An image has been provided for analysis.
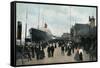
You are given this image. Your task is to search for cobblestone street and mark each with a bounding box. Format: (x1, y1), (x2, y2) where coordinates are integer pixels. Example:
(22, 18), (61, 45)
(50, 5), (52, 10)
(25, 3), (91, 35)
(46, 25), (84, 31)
(16, 45), (90, 65)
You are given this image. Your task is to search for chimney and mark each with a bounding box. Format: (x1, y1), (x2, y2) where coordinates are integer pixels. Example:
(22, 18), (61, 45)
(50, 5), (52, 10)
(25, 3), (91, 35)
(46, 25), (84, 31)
(44, 23), (47, 28)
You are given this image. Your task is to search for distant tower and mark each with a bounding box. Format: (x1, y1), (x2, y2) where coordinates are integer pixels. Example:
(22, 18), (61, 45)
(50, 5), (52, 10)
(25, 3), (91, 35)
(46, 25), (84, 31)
(89, 16), (95, 27)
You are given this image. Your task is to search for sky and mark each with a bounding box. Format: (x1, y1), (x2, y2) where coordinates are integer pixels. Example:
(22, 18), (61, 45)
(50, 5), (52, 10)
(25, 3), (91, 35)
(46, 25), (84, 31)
(16, 3), (96, 40)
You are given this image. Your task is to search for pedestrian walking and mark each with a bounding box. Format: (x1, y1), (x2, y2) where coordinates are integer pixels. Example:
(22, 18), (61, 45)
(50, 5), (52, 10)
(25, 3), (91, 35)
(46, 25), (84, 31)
(27, 46), (32, 61)
(47, 46), (51, 57)
(39, 47), (45, 59)
(79, 48), (83, 61)
(67, 43), (71, 56)
(51, 45), (55, 57)
(61, 45), (65, 55)
(35, 45), (40, 60)
(74, 48), (80, 61)
(31, 46), (35, 58)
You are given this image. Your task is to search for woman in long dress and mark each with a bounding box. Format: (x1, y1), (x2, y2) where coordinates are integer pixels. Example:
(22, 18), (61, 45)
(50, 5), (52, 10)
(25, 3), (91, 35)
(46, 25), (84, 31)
(74, 48), (80, 61)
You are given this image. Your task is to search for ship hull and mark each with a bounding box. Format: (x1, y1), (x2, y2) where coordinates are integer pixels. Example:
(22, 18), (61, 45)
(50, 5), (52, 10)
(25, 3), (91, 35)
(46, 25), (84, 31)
(30, 28), (52, 42)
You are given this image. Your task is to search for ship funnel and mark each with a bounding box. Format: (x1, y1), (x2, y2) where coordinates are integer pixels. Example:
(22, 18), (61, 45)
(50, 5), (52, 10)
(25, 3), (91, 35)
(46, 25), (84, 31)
(44, 23), (47, 28)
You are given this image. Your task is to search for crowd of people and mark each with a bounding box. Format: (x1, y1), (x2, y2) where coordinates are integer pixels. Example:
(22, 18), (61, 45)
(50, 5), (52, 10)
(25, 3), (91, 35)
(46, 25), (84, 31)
(16, 37), (97, 64)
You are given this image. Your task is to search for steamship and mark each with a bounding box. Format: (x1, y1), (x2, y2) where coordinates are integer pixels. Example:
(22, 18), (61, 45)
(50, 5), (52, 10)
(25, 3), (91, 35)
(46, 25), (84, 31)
(29, 23), (53, 42)
(25, 8), (54, 42)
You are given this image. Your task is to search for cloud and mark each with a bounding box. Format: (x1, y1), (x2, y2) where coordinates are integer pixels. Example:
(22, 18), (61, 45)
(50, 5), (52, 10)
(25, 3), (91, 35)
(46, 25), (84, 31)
(16, 3), (96, 39)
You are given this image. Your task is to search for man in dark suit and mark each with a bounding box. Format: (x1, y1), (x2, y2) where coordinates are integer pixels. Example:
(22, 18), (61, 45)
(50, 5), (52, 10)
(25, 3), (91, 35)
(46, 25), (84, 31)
(51, 45), (55, 57)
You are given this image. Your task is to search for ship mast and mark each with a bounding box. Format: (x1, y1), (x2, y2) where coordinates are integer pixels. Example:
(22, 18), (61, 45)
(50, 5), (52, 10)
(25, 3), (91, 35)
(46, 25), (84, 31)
(38, 5), (40, 29)
(65, 7), (67, 33)
(25, 8), (28, 45)
(69, 6), (71, 33)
